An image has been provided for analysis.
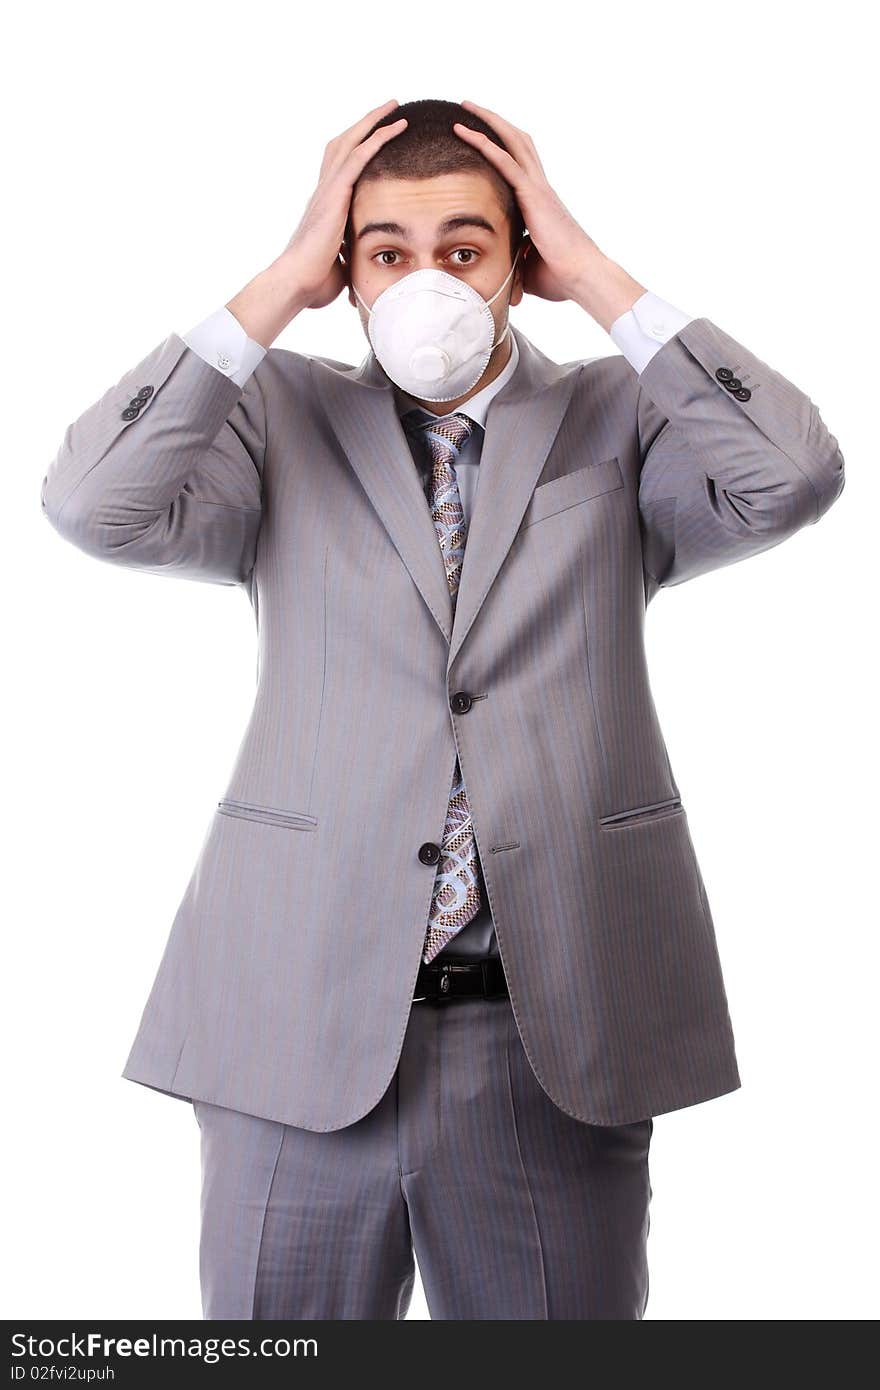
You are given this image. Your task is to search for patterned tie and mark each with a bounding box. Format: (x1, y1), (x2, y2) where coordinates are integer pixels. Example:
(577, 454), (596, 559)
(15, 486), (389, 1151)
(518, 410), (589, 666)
(405, 411), (483, 962)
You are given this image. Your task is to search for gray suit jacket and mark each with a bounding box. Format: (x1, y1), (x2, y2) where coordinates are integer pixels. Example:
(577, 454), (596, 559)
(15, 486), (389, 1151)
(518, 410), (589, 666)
(40, 318), (845, 1130)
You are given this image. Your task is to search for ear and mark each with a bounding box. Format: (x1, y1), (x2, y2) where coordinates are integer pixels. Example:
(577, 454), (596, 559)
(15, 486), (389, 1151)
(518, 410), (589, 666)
(339, 243), (355, 306)
(509, 237), (528, 306)
(516, 233), (533, 277)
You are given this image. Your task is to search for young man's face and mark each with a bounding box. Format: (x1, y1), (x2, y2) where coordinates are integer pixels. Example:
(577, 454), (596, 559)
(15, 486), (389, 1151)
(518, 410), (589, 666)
(345, 171), (525, 411)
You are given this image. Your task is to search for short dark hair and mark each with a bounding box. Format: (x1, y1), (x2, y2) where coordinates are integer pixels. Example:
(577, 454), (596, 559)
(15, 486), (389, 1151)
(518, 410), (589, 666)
(344, 98), (526, 264)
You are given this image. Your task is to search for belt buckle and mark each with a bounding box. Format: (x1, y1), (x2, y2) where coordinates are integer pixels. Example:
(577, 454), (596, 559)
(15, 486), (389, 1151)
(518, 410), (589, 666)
(413, 962), (454, 1004)
(413, 960), (494, 1004)
(412, 961), (439, 1004)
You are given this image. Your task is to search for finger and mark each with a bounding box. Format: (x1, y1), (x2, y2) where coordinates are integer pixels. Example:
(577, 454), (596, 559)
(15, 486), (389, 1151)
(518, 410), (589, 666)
(336, 98), (401, 151)
(454, 106), (541, 178)
(344, 117), (408, 179)
(451, 122), (525, 187)
(458, 99), (542, 171)
(323, 113), (407, 185)
(322, 99), (402, 174)
(458, 100), (529, 149)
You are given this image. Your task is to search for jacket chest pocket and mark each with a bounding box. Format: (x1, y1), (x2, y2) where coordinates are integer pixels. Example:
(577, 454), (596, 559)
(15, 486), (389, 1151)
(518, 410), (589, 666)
(217, 798), (318, 830)
(522, 455), (624, 528)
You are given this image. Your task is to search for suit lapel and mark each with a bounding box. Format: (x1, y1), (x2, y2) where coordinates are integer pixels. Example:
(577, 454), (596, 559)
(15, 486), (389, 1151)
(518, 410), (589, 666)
(445, 332), (580, 672)
(310, 324), (581, 669)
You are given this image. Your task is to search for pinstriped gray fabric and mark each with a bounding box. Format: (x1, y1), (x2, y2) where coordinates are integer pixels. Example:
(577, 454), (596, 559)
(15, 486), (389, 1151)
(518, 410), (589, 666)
(193, 997), (652, 1320)
(40, 318), (846, 1130)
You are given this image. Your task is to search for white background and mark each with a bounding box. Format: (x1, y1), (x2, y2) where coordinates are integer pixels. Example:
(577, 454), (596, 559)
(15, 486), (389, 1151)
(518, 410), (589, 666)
(6, 0), (875, 1321)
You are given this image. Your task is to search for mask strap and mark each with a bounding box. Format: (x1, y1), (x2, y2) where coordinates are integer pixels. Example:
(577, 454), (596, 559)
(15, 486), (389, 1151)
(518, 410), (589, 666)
(485, 245), (521, 307)
(487, 245), (521, 350)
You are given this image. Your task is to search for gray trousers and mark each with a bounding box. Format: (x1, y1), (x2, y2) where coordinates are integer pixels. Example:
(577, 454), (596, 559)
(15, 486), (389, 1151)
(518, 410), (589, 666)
(193, 995), (653, 1319)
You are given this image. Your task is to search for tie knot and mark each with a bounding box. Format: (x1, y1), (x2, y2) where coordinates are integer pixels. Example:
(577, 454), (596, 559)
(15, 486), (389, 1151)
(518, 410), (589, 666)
(405, 411), (474, 459)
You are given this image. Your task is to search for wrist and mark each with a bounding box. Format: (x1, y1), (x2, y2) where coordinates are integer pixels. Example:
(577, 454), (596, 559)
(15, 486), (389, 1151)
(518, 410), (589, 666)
(569, 249), (647, 334)
(226, 254), (311, 349)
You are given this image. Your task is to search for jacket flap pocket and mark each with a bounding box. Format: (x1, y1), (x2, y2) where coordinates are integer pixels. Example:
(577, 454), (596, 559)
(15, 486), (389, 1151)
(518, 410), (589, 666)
(523, 455), (624, 528)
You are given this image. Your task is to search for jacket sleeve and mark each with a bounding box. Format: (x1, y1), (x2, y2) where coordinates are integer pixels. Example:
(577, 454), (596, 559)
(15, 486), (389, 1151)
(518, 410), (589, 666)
(636, 316), (845, 595)
(40, 332), (265, 586)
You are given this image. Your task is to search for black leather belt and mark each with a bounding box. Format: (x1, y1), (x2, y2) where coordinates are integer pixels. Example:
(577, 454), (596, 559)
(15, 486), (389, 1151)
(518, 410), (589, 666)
(413, 957), (509, 1003)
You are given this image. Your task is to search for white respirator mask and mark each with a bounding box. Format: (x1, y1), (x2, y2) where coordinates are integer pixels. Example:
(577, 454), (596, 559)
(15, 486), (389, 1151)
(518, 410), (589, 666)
(351, 246), (521, 402)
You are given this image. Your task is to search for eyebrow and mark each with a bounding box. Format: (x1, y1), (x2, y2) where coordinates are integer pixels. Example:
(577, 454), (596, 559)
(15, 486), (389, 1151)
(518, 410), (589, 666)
(355, 214), (497, 242)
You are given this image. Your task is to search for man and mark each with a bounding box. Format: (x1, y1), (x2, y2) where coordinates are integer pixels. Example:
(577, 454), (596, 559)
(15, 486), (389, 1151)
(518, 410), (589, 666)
(41, 97), (845, 1320)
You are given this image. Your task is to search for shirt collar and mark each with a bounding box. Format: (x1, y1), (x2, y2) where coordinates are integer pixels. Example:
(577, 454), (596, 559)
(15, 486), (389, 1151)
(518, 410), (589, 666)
(393, 331), (520, 431)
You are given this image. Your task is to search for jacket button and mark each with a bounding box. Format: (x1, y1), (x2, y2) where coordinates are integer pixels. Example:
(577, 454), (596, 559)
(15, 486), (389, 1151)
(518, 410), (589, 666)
(121, 407), (140, 420)
(715, 367), (734, 381)
(734, 387), (751, 401)
(135, 385), (154, 399)
(451, 691), (473, 714)
(722, 377), (742, 391)
(419, 842), (441, 865)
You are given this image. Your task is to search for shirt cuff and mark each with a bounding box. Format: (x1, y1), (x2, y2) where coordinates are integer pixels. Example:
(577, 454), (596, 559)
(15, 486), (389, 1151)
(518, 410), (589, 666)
(609, 291), (695, 376)
(180, 306), (267, 388)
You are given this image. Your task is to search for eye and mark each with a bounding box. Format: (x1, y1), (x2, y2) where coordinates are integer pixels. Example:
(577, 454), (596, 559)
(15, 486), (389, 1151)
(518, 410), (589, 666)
(369, 247), (481, 268)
